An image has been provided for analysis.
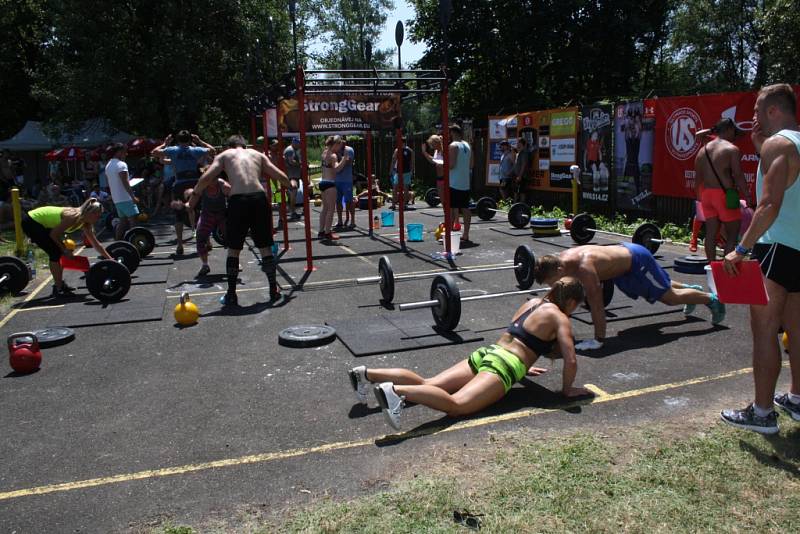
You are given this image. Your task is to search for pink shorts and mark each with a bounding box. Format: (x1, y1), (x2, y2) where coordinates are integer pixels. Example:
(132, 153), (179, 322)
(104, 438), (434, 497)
(701, 188), (741, 223)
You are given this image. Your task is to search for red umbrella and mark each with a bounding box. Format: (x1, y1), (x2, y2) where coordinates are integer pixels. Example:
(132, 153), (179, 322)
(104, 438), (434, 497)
(126, 137), (161, 156)
(90, 144), (114, 161)
(63, 146), (84, 161)
(44, 148), (65, 161)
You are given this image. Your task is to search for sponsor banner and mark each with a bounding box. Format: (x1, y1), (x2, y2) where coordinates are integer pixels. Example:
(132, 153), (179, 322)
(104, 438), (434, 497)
(484, 115), (508, 186)
(278, 94), (400, 133)
(614, 100), (656, 211)
(652, 87), (800, 199)
(549, 165), (574, 188)
(550, 111), (578, 136)
(578, 105), (613, 205)
(551, 138), (576, 163)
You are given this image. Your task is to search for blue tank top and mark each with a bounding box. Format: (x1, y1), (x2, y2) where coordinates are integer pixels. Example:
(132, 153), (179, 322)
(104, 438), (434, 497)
(449, 141), (471, 191)
(756, 129), (800, 251)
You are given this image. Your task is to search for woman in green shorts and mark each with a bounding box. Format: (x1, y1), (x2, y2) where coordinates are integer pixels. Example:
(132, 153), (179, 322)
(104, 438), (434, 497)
(21, 197), (113, 297)
(348, 277), (592, 430)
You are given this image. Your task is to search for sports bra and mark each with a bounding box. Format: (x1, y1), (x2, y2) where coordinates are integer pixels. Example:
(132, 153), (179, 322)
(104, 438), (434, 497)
(506, 300), (556, 355)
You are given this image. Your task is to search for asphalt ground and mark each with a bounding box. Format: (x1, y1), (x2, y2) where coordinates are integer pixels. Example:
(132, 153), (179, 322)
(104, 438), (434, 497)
(0, 204), (793, 532)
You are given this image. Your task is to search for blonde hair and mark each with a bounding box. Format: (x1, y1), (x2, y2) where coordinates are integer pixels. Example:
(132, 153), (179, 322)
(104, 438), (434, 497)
(63, 197), (103, 226)
(545, 276), (584, 313)
(535, 254), (562, 284)
(427, 135), (442, 149)
(759, 83), (797, 116)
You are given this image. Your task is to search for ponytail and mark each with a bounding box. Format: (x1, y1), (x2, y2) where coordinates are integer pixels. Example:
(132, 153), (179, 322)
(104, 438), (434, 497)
(545, 276), (584, 313)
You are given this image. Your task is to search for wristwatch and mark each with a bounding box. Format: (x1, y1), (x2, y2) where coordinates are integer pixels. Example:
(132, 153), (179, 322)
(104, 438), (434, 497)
(735, 244), (751, 255)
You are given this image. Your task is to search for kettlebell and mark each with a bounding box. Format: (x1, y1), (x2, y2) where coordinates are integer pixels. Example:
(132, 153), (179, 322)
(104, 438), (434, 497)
(8, 332), (42, 374)
(63, 238), (76, 251)
(174, 292), (200, 326)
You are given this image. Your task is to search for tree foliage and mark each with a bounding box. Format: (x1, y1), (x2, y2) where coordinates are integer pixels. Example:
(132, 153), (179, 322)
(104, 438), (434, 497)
(310, 0), (394, 69)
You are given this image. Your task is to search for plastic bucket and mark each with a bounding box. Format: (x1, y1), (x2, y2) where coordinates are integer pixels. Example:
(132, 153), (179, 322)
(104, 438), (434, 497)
(705, 264), (717, 294)
(380, 210), (394, 227)
(448, 231), (462, 255)
(407, 223), (424, 242)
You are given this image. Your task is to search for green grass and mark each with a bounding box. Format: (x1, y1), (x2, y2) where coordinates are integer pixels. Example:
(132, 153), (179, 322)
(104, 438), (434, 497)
(156, 422), (800, 533)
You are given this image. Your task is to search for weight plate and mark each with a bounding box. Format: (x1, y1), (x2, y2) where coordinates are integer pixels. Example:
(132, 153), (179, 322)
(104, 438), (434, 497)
(674, 255), (709, 275)
(106, 241), (140, 273)
(125, 227), (156, 257)
(632, 222), (662, 255)
(585, 279), (615, 309)
(0, 256), (31, 295)
(212, 225), (227, 247)
(378, 256), (395, 303)
(514, 245), (536, 290)
(431, 274), (461, 331)
(424, 187), (440, 207)
(86, 259), (131, 303)
(278, 325), (337, 348)
(530, 218), (559, 227)
(33, 327), (75, 348)
(570, 213), (596, 244)
(531, 228), (562, 237)
(475, 197), (497, 221)
(104, 212), (115, 232)
(508, 203), (531, 228)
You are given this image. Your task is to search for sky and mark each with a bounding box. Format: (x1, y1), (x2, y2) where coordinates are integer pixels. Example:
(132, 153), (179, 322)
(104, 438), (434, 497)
(377, 0), (427, 67)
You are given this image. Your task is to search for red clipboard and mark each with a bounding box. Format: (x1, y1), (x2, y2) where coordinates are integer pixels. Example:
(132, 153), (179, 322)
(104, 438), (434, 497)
(59, 255), (90, 272)
(709, 260), (768, 305)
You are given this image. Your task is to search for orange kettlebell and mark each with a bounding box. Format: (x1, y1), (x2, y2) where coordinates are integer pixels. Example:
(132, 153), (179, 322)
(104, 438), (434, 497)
(8, 332), (42, 374)
(782, 331), (789, 352)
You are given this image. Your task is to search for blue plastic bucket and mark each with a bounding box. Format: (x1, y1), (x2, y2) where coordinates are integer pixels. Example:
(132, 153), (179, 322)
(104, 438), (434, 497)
(380, 211), (394, 227)
(407, 223), (424, 241)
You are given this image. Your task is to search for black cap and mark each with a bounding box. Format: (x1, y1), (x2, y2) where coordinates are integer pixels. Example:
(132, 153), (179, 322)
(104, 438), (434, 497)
(711, 117), (743, 136)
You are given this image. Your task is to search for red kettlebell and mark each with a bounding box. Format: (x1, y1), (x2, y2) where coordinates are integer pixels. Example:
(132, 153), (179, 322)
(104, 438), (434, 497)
(565, 218), (573, 230)
(8, 332), (42, 374)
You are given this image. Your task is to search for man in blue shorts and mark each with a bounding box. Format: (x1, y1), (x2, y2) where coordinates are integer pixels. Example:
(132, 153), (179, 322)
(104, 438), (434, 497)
(535, 243), (726, 350)
(105, 143), (140, 240)
(335, 140), (355, 230)
(152, 130), (216, 255)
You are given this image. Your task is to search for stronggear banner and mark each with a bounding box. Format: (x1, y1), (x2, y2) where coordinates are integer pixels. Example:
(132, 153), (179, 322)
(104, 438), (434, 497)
(278, 94), (401, 133)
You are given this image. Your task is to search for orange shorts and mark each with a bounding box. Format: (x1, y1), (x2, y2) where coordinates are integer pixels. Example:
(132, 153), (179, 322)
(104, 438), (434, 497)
(701, 188), (741, 222)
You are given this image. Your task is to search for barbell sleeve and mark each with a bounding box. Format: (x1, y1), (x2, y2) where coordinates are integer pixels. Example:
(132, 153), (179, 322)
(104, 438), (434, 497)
(398, 286), (550, 311)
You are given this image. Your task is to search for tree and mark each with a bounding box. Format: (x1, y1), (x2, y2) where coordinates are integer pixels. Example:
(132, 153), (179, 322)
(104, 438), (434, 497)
(310, 0), (394, 69)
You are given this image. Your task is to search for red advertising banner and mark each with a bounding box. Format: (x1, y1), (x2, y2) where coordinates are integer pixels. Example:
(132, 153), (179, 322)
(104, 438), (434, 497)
(652, 87), (800, 199)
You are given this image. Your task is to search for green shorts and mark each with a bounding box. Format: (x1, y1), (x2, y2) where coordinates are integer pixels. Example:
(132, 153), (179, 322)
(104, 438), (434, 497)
(467, 344), (527, 393)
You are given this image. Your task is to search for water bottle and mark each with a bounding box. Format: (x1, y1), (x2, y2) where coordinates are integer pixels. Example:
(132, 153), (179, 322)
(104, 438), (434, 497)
(26, 250), (36, 278)
(373, 216), (380, 230)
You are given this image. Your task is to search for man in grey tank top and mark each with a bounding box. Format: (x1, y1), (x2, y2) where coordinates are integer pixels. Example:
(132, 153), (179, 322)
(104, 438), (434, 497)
(721, 83), (800, 434)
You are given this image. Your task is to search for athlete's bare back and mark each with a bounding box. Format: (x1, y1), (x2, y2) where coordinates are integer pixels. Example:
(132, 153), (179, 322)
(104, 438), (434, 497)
(695, 138), (743, 190)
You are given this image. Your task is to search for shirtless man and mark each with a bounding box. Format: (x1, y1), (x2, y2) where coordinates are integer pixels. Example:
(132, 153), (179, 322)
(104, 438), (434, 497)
(693, 118), (752, 260)
(189, 135), (290, 306)
(534, 243), (726, 349)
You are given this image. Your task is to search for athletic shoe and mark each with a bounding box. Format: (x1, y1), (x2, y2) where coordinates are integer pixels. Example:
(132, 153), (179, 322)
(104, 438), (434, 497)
(289, 212), (301, 221)
(348, 223), (357, 230)
(176, 245), (184, 256)
(197, 265), (211, 277)
(317, 231), (326, 240)
(774, 393), (800, 421)
(328, 232), (340, 240)
(333, 223), (344, 231)
(720, 403), (779, 434)
(348, 365), (370, 404)
(268, 284), (282, 302)
(707, 294), (726, 324)
(220, 292), (238, 307)
(681, 284), (704, 315)
(374, 382), (405, 431)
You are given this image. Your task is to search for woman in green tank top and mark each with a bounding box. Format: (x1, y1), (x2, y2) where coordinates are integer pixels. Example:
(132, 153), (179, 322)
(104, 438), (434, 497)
(22, 197), (113, 297)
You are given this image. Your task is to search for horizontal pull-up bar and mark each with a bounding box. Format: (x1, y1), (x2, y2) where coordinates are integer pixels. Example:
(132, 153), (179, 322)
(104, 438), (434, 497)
(304, 89), (444, 95)
(306, 69), (443, 74)
(306, 77), (446, 83)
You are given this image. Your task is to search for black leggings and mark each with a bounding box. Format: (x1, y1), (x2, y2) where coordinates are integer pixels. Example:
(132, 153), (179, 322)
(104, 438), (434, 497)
(22, 215), (62, 262)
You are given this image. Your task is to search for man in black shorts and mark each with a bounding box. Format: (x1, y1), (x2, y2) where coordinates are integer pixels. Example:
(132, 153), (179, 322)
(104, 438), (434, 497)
(189, 135), (290, 306)
(447, 124), (473, 243)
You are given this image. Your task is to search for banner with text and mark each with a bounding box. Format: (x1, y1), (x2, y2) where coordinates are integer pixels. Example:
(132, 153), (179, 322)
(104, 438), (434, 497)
(530, 107), (579, 193)
(578, 105), (613, 205)
(652, 87), (800, 199)
(614, 100), (656, 211)
(278, 94), (401, 133)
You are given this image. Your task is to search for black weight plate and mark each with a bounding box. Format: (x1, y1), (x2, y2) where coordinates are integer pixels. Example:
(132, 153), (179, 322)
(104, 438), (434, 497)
(33, 327), (75, 348)
(632, 222), (662, 254)
(0, 256), (31, 295)
(514, 245), (536, 290)
(530, 218), (559, 227)
(278, 325), (337, 348)
(125, 227), (156, 257)
(508, 203), (531, 228)
(86, 259), (131, 303)
(431, 274), (461, 331)
(106, 241), (140, 273)
(378, 256), (395, 303)
(570, 213), (596, 244)
(585, 279), (615, 309)
(674, 255), (709, 275)
(475, 197), (497, 221)
(212, 225), (227, 247)
(424, 187), (440, 207)
(104, 212), (115, 232)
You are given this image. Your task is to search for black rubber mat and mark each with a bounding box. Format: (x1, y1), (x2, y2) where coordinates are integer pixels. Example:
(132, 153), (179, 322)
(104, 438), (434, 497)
(4, 296), (166, 330)
(328, 314), (483, 357)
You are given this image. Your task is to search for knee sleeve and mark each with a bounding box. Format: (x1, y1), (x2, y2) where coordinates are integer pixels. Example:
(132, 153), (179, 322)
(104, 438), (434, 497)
(226, 257), (239, 276)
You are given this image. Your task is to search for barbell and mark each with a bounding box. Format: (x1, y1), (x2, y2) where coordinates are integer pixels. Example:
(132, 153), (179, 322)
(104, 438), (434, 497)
(569, 213), (665, 254)
(475, 197), (531, 229)
(124, 226), (156, 258)
(358, 245), (536, 303)
(398, 274), (615, 332)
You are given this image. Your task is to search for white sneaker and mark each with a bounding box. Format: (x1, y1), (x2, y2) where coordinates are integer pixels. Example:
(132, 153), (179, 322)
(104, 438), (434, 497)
(347, 365), (370, 405)
(374, 382), (405, 431)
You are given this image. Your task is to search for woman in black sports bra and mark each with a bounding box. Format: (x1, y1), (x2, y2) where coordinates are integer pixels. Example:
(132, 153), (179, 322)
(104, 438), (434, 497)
(318, 135), (350, 241)
(347, 277), (593, 430)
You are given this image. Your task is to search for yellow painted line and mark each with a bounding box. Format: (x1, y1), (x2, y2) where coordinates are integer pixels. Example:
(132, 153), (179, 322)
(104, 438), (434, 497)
(0, 362), (778, 502)
(15, 304), (65, 313)
(338, 243), (376, 267)
(584, 383), (609, 398)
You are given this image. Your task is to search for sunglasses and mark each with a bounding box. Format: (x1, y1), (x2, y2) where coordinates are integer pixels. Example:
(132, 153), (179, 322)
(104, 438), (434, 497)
(453, 510), (483, 530)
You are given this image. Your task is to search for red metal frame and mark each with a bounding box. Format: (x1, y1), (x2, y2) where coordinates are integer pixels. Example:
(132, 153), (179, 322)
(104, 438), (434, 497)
(296, 66), (315, 271)
(440, 79), (452, 257)
(366, 131), (374, 236)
